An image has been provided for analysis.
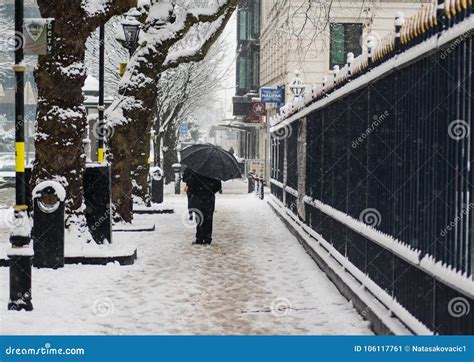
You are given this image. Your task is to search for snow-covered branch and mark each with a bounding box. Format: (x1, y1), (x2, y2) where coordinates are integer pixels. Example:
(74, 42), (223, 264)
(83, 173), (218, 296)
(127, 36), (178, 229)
(80, 0), (138, 30)
(162, 11), (229, 70)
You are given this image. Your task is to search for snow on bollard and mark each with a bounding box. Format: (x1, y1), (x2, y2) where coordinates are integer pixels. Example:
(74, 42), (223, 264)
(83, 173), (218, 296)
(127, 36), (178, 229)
(150, 166), (164, 204)
(32, 181), (66, 269)
(84, 163), (112, 244)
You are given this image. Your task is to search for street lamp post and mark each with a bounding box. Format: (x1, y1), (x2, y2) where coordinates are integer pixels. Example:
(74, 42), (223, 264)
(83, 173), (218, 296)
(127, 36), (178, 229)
(289, 70), (306, 99)
(121, 9), (141, 58)
(97, 24), (105, 163)
(150, 129), (156, 167)
(8, 0), (33, 311)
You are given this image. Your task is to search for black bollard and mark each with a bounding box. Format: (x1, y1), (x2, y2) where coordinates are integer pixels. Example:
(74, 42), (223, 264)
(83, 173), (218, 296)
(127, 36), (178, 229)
(84, 164), (112, 244)
(24, 165), (32, 211)
(259, 179), (265, 200)
(8, 253), (33, 311)
(32, 181), (65, 269)
(248, 175), (255, 193)
(150, 167), (164, 204)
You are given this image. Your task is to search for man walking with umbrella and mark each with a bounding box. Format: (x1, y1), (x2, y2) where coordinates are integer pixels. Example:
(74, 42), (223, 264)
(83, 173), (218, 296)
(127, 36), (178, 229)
(181, 144), (241, 245)
(183, 168), (221, 245)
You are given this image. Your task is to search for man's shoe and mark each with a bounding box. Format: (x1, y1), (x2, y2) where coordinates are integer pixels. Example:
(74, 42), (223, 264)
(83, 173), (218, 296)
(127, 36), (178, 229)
(203, 240), (212, 245)
(193, 240), (203, 245)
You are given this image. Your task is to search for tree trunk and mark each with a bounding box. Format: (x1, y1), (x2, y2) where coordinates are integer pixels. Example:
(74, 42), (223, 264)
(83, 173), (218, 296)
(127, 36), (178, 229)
(108, 0), (238, 221)
(109, 122), (133, 223)
(110, 79), (157, 222)
(163, 124), (179, 184)
(33, 5), (92, 228)
(33, 0), (136, 233)
(131, 120), (152, 206)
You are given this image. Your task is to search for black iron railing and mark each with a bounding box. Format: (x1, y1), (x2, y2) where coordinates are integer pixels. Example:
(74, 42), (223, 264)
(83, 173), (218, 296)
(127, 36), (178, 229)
(270, 2), (473, 335)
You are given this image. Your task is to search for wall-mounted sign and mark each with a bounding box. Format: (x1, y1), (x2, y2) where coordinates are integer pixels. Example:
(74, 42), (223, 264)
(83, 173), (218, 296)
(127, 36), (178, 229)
(252, 102), (266, 116)
(24, 18), (54, 55)
(245, 116), (261, 124)
(233, 100), (251, 116)
(260, 87), (285, 104)
(248, 159), (265, 179)
(180, 122), (188, 135)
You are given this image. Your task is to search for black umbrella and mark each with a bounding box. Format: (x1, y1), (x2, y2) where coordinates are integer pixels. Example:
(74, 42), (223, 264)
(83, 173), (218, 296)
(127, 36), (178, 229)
(180, 144), (241, 181)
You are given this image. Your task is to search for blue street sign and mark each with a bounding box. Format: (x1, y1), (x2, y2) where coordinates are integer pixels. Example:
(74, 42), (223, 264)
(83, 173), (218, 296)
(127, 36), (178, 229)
(180, 123), (188, 135)
(260, 87), (285, 104)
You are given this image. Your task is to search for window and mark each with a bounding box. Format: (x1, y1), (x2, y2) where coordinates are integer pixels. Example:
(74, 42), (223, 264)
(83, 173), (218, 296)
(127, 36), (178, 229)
(252, 51), (259, 90)
(238, 10), (249, 41)
(330, 23), (362, 68)
(252, 0), (260, 38)
(238, 57), (249, 90)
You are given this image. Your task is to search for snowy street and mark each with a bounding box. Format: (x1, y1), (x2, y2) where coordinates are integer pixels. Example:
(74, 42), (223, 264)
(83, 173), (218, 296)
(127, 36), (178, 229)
(0, 181), (372, 335)
(0, 1), (473, 360)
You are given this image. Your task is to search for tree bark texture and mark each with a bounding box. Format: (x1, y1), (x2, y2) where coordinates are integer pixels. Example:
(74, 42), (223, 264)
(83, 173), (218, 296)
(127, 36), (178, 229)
(33, 0), (136, 228)
(110, 0), (238, 222)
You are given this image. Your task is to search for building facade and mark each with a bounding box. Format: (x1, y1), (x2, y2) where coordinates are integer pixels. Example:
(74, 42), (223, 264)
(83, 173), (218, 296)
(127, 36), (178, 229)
(258, 0), (426, 181)
(232, 0), (262, 162)
(260, 0), (426, 100)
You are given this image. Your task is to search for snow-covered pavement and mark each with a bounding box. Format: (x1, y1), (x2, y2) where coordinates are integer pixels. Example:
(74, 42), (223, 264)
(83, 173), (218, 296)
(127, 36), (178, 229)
(0, 181), (372, 335)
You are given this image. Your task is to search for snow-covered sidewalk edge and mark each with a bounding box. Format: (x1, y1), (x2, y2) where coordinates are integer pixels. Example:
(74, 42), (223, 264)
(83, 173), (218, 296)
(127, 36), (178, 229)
(0, 239), (137, 260)
(133, 201), (176, 212)
(267, 196), (427, 336)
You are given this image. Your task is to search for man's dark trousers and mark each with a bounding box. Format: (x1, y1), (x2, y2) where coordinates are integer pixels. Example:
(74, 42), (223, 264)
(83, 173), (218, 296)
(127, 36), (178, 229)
(197, 208), (214, 244)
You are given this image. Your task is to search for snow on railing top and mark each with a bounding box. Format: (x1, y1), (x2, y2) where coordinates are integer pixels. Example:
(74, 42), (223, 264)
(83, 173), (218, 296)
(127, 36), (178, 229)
(271, 1), (471, 128)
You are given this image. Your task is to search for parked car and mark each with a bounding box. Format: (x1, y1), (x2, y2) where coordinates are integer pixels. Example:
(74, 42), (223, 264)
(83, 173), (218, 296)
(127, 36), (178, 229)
(0, 163), (15, 188)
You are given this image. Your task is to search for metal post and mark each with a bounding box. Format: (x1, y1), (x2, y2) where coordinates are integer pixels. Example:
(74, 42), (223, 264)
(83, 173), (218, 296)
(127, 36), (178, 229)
(394, 12), (404, 54)
(367, 35), (375, 70)
(347, 52), (354, 80)
(14, 0), (25, 212)
(97, 24), (105, 163)
(150, 129), (156, 167)
(248, 174), (254, 193)
(9, 0), (33, 312)
(119, 63), (127, 78)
